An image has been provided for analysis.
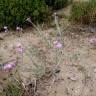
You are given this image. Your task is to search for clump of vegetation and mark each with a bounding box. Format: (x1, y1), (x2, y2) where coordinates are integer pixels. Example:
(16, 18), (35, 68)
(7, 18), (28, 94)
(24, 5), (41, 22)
(0, 82), (23, 96)
(70, 0), (96, 24)
(0, 13), (64, 95)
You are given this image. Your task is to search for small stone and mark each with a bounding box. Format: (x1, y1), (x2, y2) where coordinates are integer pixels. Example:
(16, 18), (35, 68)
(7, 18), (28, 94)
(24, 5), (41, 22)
(68, 76), (77, 81)
(55, 69), (61, 73)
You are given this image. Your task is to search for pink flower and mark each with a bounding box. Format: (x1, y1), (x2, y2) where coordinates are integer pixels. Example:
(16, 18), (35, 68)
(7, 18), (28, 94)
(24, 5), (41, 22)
(16, 26), (23, 32)
(53, 40), (62, 48)
(3, 60), (16, 71)
(16, 43), (24, 53)
(55, 42), (62, 48)
(89, 37), (96, 44)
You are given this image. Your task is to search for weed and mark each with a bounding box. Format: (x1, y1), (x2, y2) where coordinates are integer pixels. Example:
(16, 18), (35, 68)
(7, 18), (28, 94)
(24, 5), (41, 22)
(32, 65), (45, 79)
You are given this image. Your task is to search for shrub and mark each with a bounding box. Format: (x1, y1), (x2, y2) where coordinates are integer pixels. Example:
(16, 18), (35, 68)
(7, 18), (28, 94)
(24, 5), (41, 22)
(0, 0), (49, 28)
(45, 0), (69, 10)
(70, 0), (96, 24)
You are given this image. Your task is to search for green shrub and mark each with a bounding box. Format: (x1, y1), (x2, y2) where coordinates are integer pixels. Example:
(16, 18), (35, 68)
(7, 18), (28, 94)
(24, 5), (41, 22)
(70, 0), (96, 24)
(45, 0), (69, 10)
(0, 0), (70, 29)
(0, 0), (49, 28)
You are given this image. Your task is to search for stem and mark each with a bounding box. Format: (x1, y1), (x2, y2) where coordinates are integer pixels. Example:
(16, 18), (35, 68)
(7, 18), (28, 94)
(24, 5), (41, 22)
(30, 21), (51, 48)
(54, 14), (61, 36)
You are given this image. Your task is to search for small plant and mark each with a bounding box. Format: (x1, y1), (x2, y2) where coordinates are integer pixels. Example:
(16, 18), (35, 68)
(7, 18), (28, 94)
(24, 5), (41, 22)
(0, 60), (23, 96)
(32, 65), (45, 78)
(1, 81), (23, 96)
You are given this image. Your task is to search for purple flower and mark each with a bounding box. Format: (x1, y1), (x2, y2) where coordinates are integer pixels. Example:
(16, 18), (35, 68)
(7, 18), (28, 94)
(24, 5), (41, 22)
(3, 60), (16, 71)
(53, 40), (62, 48)
(16, 43), (24, 53)
(89, 37), (96, 44)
